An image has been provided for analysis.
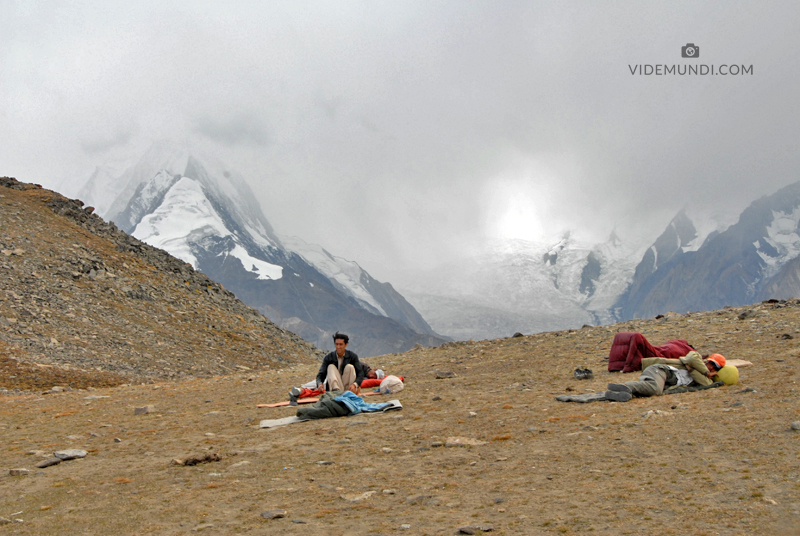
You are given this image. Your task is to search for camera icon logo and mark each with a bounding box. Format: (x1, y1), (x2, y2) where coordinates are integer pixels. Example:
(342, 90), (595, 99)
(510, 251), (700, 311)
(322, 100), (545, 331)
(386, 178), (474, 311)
(681, 43), (699, 58)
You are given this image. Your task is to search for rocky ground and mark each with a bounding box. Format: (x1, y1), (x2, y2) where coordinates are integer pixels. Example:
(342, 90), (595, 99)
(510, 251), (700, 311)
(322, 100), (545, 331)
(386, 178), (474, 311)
(1, 299), (799, 534)
(0, 177), (321, 392)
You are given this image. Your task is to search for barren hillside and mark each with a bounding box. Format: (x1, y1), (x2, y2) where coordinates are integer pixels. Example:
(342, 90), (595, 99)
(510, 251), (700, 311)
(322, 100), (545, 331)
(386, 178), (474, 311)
(1, 296), (799, 534)
(0, 176), (321, 391)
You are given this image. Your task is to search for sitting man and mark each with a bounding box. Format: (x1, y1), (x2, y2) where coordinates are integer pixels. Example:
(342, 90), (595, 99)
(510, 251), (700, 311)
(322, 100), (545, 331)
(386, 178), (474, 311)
(315, 332), (364, 395)
(605, 352), (726, 402)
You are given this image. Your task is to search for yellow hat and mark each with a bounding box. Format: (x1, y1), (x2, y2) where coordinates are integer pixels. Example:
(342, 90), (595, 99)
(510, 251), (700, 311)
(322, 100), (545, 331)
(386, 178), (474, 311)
(713, 365), (739, 385)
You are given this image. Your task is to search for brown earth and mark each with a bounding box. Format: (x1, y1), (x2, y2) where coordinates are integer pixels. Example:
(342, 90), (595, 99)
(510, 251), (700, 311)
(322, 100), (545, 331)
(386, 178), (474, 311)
(1, 300), (799, 534)
(0, 177), (321, 391)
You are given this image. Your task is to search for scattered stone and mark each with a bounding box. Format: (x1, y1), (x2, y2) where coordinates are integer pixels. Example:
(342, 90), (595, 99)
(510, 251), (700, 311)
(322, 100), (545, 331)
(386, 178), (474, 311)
(642, 410), (672, 418)
(791, 421), (800, 431)
(512, 332), (523, 338)
(446, 437), (487, 447)
(36, 458), (62, 468)
(432, 395), (442, 401)
(9, 468), (30, 476)
(400, 524), (411, 530)
(458, 526), (494, 534)
(431, 441), (444, 448)
(291, 519), (308, 523)
(175, 453), (222, 466)
(316, 461), (334, 465)
(383, 489), (396, 495)
(54, 449), (87, 460)
(50, 386), (66, 393)
(134, 405), (155, 415)
(341, 491), (376, 502)
(404, 495), (441, 506)
(0, 517), (10, 525)
(468, 412), (478, 418)
(738, 310), (755, 320)
(114, 438), (122, 443)
(436, 371), (456, 379)
(260, 509), (287, 519)
(736, 387), (756, 394)
(192, 523), (215, 532)
(83, 395), (110, 400)
(381, 447), (392, 453)
(780, 333), (794, 339)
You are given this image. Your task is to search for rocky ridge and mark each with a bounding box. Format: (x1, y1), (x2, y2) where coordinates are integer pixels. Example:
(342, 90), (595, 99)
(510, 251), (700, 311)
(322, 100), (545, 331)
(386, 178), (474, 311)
(0, 177), (322, 391)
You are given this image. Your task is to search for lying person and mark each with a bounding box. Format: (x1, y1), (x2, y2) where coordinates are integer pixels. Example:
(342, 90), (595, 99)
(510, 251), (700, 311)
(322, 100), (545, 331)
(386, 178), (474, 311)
(296, 390), (397, 420)
(605, 352), (727, 402)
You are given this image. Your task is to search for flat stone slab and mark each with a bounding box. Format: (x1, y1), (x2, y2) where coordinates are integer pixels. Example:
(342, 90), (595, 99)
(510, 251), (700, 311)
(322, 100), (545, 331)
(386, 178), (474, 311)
(260, 509), (287, 519)
(9, 468), (30, 476)
(54, 449), (88, 460)
(36, 458), (63, 468)
(260, 416), (303, 429)
(445, 437), (487, 447)
(341, 491), (376, 502)
(458, 525), (494, 534)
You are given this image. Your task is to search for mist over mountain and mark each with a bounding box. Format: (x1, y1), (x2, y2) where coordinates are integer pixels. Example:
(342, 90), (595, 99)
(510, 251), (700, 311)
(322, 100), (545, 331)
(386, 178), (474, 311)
(72, 143), (800, 344)
(75, 144), (445, 357)
(400, 233), (641, 340)
(402, 180), (800, 340)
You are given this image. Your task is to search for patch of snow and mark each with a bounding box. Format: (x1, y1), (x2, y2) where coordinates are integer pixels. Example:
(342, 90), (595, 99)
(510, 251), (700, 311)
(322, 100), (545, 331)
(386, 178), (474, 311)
(225, 244), (282, 281)
(279, 235), (387, 316)
(757, 207), (800, 279)
(132, 177), (282, 280)
(133, 178), (227, 267)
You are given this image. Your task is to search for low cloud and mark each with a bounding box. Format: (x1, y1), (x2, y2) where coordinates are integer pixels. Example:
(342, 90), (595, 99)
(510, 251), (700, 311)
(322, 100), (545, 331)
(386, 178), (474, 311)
(194, 114), (270, 147)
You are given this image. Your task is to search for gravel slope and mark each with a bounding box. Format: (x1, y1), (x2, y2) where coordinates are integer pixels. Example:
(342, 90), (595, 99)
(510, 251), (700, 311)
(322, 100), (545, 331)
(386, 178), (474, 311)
(1, 301), (799, 534)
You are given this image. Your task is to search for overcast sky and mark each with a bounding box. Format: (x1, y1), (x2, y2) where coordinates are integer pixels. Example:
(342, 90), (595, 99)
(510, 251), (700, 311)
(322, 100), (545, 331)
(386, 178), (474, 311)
(2, 1), (799, 284)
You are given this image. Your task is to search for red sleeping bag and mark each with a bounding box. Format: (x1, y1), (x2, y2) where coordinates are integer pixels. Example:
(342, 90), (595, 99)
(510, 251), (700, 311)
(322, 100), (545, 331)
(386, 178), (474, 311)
(607, 332), (694, 373)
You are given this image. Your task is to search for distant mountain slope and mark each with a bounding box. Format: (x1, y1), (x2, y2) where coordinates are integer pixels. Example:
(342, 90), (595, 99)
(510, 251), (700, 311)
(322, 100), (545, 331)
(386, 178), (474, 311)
(278, 235), (438, 337)
(616, 181), (800, 318)
(0, 176), (320, 385)
(76, 144), (445, 356)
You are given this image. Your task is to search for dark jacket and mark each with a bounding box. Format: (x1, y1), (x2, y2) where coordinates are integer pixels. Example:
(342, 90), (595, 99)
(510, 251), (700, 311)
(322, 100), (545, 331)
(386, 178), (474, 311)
(315, 349), (365, 388)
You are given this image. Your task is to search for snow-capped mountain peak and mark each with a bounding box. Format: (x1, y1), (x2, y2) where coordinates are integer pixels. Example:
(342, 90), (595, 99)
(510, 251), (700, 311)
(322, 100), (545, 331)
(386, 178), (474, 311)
(132, 176), (283, 281)
(75, 142), (444, 356)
